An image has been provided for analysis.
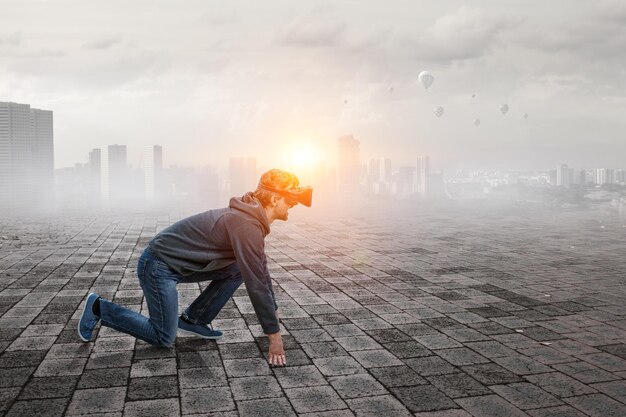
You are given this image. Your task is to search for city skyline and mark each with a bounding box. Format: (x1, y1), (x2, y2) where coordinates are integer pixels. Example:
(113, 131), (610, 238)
(1, 1), (625, 170)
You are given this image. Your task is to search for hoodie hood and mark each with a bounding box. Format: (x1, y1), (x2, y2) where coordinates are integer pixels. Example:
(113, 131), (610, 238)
(229, 192), (271, 235)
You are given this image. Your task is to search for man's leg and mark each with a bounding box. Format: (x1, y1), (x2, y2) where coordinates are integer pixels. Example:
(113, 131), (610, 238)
(183, 262), (243, 325)
(97, 248), (180, 347)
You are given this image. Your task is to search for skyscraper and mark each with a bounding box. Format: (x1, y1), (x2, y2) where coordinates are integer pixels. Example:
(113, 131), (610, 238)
(229, 157), (257, 197)
(366, 158), (392, 194)
(595, 168), (614, 185)
(143, 145), (163, 202)
(337, 135), (360, 195)
(0, 101), (54, 210)
(416, 156), (430, 197)
(100, 144), (127, 206)
(556, 164), (571, 187)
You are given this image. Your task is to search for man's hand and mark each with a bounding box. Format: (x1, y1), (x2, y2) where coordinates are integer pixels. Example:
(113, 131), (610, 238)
(267, 332), (286, 366)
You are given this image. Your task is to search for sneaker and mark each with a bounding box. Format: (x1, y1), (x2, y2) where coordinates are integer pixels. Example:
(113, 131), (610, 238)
(78, 292), (100, 342)
(178, 317), (223, 339)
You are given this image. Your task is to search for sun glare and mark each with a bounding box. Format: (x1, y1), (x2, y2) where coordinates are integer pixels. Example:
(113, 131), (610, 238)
(287, 142), (320, 169)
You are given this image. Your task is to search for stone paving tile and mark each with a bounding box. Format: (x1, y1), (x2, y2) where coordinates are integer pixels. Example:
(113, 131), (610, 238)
(1, 208), (625, 416)
(563, 393), (626, 417)
(455, 394), (529, 417)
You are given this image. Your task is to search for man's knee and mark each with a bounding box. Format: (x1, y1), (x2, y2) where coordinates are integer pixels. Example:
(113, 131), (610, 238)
(156, 328), (176, 348)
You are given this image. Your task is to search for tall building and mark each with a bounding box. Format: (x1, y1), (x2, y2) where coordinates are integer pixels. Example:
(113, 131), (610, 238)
(87, 148), (101, 202)
(100, 144), (127, 206)
(556, 164), (571, 187)
(366, 158), (392, 194)
(416, 156), (430, 197)
(595, 168), (614, 185)
(615, 169), (625, 184)
(0, 101), (54, 210)
(337, 135), (360, 194)
(143, 145), (163, 202)
(229, 157), (257, 197)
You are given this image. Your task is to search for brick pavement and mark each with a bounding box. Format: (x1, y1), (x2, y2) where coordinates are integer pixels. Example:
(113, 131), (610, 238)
(0, 203), (625, 416)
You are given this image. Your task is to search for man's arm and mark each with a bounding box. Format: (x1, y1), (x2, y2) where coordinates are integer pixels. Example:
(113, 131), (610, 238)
(228, 221), (285, 366)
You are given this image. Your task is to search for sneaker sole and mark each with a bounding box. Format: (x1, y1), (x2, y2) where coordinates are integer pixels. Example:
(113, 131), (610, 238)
(77, 292), (98, 342)
(178, 328), (223, 340)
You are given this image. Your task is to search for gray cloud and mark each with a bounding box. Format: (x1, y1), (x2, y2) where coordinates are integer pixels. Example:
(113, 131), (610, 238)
(276, 11), (346, 48)
(82, 37), (121, 50)
(400, 7), (523, 63)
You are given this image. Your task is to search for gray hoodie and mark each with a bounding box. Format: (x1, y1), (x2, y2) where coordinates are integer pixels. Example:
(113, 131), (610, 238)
(148, 193), (279, 333)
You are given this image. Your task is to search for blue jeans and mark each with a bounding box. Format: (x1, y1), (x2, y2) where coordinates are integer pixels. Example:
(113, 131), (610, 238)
(99, 247), (243, 347)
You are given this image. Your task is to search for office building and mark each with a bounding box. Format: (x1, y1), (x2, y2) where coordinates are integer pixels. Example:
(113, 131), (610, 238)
(416, 156), (430, 197)
(556, 164), (571, 187)
(143, 145), (163, 202)
(0, 101), (54, 209)
(100, 144), (127, 206)
(595, 168), (614, 185)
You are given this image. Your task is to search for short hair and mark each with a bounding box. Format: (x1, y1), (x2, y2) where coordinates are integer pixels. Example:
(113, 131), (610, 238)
(253, 169), (300, 207)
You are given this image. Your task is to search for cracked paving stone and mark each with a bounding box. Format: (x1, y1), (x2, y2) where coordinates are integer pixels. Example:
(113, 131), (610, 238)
(181, 386), (235, 414)
(524, 372), (597, 398)
(346, 394), (412, 417)
(127, 376), (178, 400)
(313, 356), (365, 376)
(427, 373), (492, 399)
(123, 398), (180, 417)
(563, 393), (626, 417)
(455, 394), (529, 417)
(328, 373), (388, 398)
(66, 386), (126, 415)
(19, 375), (79, 399)
(5, 398), (69, 417)
(490, 382), (563, 409)
(285, 385), (348, 413)
(391, 384), (458, 413)
(460, 363), (524, 385)
(349, 349), (403, 368)
(237, 397), (296, 417)
(77, 367), (129, 388)
(230, 375), (283, 400)
(274, 364), (327, 388)
(178, 366), (227, 388)
(369, 365), (427, 387)
(224, 358), (271, 377)
(405, 356), (457, 376)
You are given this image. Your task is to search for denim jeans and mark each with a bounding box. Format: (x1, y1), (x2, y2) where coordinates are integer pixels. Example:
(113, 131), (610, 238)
(99, 247), (243, 347)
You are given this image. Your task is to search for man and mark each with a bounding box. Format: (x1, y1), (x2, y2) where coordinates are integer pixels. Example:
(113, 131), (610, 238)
(78, 169), (312, 366)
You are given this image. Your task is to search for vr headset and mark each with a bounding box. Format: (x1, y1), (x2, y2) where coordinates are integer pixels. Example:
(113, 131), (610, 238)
(258, 183), (313, 207)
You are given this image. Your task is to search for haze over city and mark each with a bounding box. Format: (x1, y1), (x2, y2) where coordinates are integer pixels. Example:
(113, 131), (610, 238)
(2, 0), (626, 171)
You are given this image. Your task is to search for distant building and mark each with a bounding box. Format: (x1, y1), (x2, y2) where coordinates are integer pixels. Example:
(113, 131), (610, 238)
(416, 156), (430, 197)
(556, 164), (571, 187)
(366, 157), (391, 194)
(143, 145), (163, 203)
(100, 144), (128, 206)
(337, 135), (360, 195)
(0, 101), (54, 210)
(229, 157), (256, 197)
(615, 169), (625, 184)
(395, 166), (415, 198)
(595, 168), (614, 185)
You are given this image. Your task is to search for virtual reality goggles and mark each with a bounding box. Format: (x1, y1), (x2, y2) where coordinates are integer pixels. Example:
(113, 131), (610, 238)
(258, 183), (313, 207)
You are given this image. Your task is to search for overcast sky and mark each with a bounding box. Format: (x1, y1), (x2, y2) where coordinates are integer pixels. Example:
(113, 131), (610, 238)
(1, 0), (625, 171)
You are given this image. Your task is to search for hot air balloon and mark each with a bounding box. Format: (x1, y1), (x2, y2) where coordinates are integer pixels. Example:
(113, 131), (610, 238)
(523, 113), (528, 119)
(473, 118), (481, 126)
(500, 104), (509, 115)
(471, 93), (476, 99)
(344, 99), (348, 105)
(418, 71), (434, 90)
(433, 106), (444, 118)
(389, 86), (394, 94)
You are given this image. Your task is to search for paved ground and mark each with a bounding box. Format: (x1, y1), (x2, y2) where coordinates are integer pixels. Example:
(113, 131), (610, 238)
(1, 203), (625, 416)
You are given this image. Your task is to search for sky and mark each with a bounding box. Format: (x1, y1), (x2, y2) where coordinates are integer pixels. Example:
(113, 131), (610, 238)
(1, 0), (625, 172)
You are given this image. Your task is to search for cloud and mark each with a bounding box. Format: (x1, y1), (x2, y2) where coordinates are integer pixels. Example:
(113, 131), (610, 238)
(402, 7), (522, 63)
(82, 37), (121, 50)
(276, 11), (346, 48)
